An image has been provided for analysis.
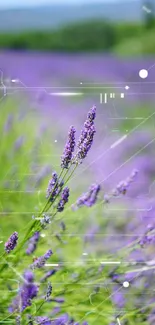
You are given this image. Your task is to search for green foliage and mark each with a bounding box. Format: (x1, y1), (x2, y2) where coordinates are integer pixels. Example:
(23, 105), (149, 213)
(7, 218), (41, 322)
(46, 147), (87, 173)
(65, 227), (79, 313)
(0, 98), (153, 324)
(0, 18), (154, 54)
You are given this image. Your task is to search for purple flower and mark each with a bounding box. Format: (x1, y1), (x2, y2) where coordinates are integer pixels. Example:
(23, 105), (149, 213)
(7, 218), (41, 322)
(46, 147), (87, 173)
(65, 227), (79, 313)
(61, 125), (76, 169)
(9, 270), (38, 312)
(45, 282), (52, 300)
(73, 183), (100, 209)
(104, 169), (139, 202)
(73, 106), (96, 164)
(40, 214), (51, 229)
(41, 269), (57, 282)
(54, 314), (69, 325)
(57, 187), (70, 212)
(35, 316), (52, 325)
(46, 172), (58, 200)
(5, 231), (18, 254)
(114, 169), (138, 196)
(26, 232), (40, 255)
(31, 249), (53, 269)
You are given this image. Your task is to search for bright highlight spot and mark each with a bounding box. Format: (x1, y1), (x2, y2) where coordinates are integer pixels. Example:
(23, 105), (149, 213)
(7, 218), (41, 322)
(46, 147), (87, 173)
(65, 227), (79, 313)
(123, 281), (129, 288)
(139, 69), (148, 79)
(125, 85), (129, 90)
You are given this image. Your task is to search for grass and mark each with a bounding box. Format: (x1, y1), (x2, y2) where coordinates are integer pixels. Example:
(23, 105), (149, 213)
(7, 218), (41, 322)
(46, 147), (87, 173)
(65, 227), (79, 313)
(0, 96), (154, 324)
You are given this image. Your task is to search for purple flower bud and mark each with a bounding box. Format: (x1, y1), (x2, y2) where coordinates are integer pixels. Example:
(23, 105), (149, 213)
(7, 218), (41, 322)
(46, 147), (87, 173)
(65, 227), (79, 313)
(46, 172), (58, 201)
(45, 282), (52, 300)
(44, 249), (53, 259)
(54, 314), (69, 325)
(111, 169), (139, 198)
(35, 316), (52, 325)
(61, 126), (76, 169)
(5, 231), (18, 254)
(73, 183), (100, 209)
(57, 187), (70, 212)
(73, 106), (96, 164)
(9, 270), (38, 312)
(41, 269), (57, 282)
(26, 232), (40, 255)
(31, 250), (53, 269)
(40, 214), (51, 228)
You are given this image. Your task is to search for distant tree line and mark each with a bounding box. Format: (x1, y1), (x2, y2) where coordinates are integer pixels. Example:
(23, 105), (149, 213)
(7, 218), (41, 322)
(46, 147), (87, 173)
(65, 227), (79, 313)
(0, 19), (154, 52)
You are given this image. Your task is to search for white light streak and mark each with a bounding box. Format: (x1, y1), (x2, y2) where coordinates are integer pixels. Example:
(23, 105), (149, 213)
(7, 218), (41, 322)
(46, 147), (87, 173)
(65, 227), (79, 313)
(100, 261), (121, 265)
(45, 263), (59, 267)
(110, 135), (127, 149)
(50, 92), (83, 96)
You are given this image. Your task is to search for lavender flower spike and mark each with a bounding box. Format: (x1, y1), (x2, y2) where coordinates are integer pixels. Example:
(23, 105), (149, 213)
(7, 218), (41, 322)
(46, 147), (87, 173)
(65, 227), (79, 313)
(57, 187), (70, 212)
(31, 249), (53, 269)
(73, 183), (100, 209)
(26, 232), (40, 255)
(9, 270), (38, 312)
(73, 106), (96, 164)
(35, 317), (52, 325)
(61, 125), (76, 169)
(46, 172), (58, 200)
(5, 231), (18, 254)
(40, 269), (57, 282)
(45, 282), (52, 300)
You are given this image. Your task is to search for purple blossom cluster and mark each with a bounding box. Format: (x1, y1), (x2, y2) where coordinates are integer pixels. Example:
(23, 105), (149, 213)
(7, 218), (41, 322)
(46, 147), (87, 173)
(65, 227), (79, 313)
(73, 106), (96, 164)
(46, 172), (64, 202)
(9, 270), (38, 312)
(103, 169), (139, 203)
(45, 282), (52, 300)
(57, 187), (70, 212)
(35, 315), (88, 325)
(139, 224), (155, 247)
(40, 269), (57, 282)
(73, 183), (100, 209)
(31, 249), (53, 269)
(40, 214), (51, 228)
(46, 172), (59, 200)
(61, 126), (76, 169)
(5, 231), (18, 254)
(26, 232), (40, 255)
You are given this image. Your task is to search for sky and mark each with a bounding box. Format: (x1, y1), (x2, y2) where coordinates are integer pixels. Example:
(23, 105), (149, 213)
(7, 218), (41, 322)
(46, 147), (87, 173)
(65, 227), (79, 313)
(0, 0), (126, 9)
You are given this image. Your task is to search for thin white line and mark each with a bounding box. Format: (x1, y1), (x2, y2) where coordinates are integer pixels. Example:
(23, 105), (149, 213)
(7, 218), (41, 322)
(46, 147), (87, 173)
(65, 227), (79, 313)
(125, 265), (155, 274)
(50, 92), (83, 96)
(101, 137), (155, 184)
(45, 263), (59, 267)
(100, 93), (103, 103)
(100, 261), (121, 265)
(104, 93), (107, 103)
(110, 135), (127, 149)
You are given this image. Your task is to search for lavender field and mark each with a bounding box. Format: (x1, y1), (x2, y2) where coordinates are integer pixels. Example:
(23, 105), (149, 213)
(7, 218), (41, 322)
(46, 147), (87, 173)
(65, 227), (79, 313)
(0, 51), (155, 325)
